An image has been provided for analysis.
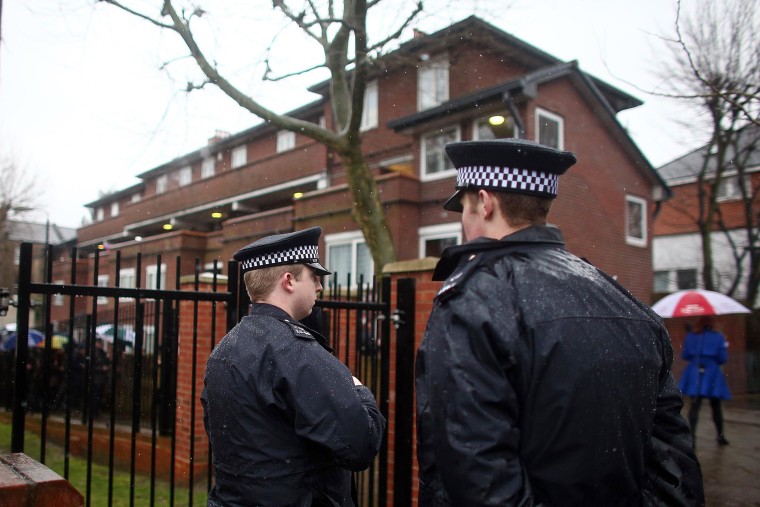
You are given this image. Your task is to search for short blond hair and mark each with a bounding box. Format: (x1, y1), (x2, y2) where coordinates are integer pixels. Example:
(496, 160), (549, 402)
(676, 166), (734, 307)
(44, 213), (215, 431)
(244, 264), (305, 302)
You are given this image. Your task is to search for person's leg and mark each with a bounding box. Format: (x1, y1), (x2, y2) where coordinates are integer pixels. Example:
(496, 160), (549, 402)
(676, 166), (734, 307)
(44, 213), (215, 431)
(710, 397), (729, 445)
(688, 397), (703, 447)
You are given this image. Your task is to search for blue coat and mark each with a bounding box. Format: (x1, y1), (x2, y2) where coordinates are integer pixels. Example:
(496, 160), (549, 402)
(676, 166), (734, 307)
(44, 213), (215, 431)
(679, 329), (731, 400)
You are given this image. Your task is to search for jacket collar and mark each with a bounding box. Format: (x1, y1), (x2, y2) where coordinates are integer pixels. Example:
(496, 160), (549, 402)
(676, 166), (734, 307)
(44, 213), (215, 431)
(432, 225), (565, 281)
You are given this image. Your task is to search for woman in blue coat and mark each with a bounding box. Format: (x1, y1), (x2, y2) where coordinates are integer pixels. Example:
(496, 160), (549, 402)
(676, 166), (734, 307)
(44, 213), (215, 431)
(679, 316), (731, 446)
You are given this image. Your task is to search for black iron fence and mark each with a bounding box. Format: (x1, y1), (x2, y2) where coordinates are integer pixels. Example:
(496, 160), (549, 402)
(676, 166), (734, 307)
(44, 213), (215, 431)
(1, 242), (414, 507)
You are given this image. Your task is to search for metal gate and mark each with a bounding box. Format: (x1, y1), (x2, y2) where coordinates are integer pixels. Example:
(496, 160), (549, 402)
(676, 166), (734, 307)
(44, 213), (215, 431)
(3, 242), (417, 507)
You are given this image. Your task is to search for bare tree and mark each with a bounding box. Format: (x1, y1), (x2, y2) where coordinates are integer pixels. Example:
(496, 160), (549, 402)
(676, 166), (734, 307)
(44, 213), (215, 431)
(657, 0), (760, 303)
(0, 155), (38, 292)
(97, 0), (431, 274)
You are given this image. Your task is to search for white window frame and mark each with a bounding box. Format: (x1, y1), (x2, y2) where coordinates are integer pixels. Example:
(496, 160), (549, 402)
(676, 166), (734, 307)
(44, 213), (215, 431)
(360, 80), (379, 131)
(417, 55), (449, 111)
(201, 158), (215, 179)
(625, 195), (647, 247)
(97, 275), (109, 305)
(118, 268), (136, 301)
(110, 201), (119, 218)
(96, 207), (104, 221)
(156, 174), (168, 194)
(231, 146), (247, 169)
(418, 223), (462, 258)
(535, 107), (564, 150)
(276, 130), (296, 153)
(177, 165), (192, 186)
(715, 173), (748, 202)
(131, 192), (141, 203)
(420, 126), (460, 181)
(325, 231), (374, 288)
(146, 263), (167, 291)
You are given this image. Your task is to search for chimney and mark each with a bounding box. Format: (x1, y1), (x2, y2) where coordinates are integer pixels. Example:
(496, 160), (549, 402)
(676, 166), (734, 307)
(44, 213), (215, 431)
(413, 29), (427, 39)
(208, 130), (230, 144)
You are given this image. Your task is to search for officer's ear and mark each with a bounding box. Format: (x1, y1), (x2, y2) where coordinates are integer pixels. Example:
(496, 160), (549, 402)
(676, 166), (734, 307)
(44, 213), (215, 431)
(281, 271), (297, 294)
(479, 189), (496, 219)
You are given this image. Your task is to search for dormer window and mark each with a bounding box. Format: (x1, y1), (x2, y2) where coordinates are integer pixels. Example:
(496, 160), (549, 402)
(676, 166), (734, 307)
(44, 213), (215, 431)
(418, 55), (449, 111)
(156, 174), (168, 194)
(277, 130), (296, 152)
(201, 158), (215, 179)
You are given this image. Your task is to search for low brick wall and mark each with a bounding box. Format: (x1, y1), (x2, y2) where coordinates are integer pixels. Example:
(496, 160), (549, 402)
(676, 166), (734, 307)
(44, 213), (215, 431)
(0, 453), (83, 507)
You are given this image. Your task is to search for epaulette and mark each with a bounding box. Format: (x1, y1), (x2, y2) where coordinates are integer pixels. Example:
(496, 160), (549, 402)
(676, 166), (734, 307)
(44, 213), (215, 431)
(281, 319), (316, 341)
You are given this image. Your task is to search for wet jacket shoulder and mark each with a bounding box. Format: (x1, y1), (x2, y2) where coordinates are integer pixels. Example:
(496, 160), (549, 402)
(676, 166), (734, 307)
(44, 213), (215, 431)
(416, 226), (703, 507)
(202, 303), (386, 507)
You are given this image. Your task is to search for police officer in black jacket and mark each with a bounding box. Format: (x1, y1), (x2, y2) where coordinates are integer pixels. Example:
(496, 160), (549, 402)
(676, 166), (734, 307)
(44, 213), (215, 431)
(202, 227), (386, 506)
(415, 139), (704, 506)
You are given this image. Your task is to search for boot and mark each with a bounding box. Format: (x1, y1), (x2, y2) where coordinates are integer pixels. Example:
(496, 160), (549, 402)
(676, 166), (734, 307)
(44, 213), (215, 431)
(717, 434), (730, 446)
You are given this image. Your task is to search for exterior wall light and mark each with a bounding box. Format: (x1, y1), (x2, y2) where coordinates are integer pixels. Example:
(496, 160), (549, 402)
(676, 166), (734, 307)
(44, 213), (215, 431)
(488, 115), (506, 126)
(211, 212), (223, 219)
(293, 192), (304, 199)
(97, 244), (105, 250)
(135, 236), (143, 241)
(163, 224), (173, 231)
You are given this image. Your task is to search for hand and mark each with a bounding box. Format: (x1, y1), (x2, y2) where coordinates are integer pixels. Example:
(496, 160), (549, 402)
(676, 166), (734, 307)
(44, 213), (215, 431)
(352, 376), (363, 386)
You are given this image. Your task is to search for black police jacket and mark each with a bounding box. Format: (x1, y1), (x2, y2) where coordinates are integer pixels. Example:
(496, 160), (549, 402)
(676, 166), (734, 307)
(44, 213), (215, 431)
(416, 226), (704, 506)
(202, 303), (386, 506)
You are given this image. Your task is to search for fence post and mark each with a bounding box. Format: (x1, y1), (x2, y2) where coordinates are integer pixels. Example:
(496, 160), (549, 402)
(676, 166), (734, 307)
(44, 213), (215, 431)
(11, 243), (33, 453)
(393, 277), (415, 507)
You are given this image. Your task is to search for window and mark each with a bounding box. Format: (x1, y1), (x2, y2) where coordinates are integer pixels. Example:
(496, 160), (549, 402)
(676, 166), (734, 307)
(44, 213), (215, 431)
(535, 108), (564, 149)
(276, 130), (295, 152)
(676, 269), (697, 290)
(325, 231), (374, 289)
(421, 127), (460, 180)
(119, 268), (136, 301)
(653, 271), (670, 292)
(625, 195), (647, 247)
(231, 146), (247, 169)
(96, 208), (104, 221)
(360, 80), (379, 131)
(177, 166), (192, 186)
(146, 264), (167, 291)
(418, 56), (449, 110)
(419, 223), (462, 257)
(716, 174), (747, 201)
(53, 279), (65, 306)
(201, 158), (215, 179)
(110, 202), (119, 218)
(131, 192), (141, 203)
(474, 114), (517, 140)
(156, 175), (168, 194)
(97, 275), (109, 305)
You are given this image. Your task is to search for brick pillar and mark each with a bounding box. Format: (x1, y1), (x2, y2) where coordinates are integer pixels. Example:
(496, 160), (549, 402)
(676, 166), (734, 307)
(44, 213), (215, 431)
(174, 275), (230, 485)
(383, 259), (440, 507)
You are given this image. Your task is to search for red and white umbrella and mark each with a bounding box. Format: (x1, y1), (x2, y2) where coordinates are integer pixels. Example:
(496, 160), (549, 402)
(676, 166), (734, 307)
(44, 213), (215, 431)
(651, 289), (751, 318)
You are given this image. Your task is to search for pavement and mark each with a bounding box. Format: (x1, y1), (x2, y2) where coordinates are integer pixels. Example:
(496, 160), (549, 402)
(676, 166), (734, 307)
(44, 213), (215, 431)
(692, 394), (760, 506)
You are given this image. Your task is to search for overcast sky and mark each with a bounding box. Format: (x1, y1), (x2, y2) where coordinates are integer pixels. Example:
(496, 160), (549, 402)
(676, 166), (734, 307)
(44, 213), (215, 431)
(0, 0), (705, 228)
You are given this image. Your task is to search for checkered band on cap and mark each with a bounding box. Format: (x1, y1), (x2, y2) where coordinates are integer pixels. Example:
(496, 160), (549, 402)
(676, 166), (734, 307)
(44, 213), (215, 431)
(456, 165), (559, 196)
(240, 244), (319, 271)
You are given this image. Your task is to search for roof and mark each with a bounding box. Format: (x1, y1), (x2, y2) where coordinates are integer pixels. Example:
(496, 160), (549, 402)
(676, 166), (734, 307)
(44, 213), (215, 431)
(85, 182), (144, 208)
(5, 220), (77, 245)
(657, 124), (760, 184)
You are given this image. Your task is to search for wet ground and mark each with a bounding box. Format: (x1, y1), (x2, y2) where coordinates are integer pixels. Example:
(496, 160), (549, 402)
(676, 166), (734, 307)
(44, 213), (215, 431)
(691, 394), (760, 506)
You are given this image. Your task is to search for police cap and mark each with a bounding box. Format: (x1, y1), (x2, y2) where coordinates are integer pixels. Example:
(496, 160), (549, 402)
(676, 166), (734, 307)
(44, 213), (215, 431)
(233, 227), (331, 275)
(442, 138), (577, 212)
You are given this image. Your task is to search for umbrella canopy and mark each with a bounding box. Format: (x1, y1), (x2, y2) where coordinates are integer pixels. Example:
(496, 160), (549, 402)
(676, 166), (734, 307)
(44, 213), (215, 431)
(651, 289), (751, 318)
(0, 329), (45, 351)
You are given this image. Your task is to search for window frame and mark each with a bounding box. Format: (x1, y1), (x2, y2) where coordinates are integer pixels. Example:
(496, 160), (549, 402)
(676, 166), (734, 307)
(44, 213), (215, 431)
(145, 263), (167, 296)
(625, 195), (647, 247)
(177, 165), (192, 186)
(110, 201), (119, 218)
(325, 231), (374, 289)
(97, 274), (109, 305)
(418, 223), (462, 258)
(231, 146), (247, 169)
(118, 268), (136, 301)
(201, 158), (216, 179)
(360, 80), (379, 131)
(156, 174), (168, 194)
(420, 126), (460, 181)
(95, 207), (104, 221)
(276, 130), (296, 153)
(417, 55), (450, 111)
(535, 107), (565, 150)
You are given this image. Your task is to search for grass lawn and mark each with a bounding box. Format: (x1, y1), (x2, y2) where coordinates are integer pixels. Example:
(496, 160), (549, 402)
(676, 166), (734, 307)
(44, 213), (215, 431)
(0, 417), (207, 506)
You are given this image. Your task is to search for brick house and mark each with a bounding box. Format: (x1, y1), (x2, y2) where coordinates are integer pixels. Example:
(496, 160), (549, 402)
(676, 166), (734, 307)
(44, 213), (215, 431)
(50, 15), (667, 322)
(653, 124), (760, 394)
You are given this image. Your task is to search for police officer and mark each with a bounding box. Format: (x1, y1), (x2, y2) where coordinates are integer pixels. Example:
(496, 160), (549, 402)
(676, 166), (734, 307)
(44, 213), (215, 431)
(415, 139), (704, 506)
(202, 227), (386, 507)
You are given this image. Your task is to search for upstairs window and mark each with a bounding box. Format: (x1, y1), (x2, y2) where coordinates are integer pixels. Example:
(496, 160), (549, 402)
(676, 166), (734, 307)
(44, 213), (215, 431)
(360, 80), (379, 131)
(231, 146), (247, 169)
(419, 223), (462, 257)
(131, 192), (141, 203)
(97, 275), (109, 305)
(177, 166), (192, 186)
(201, 158), (215, 179)
(715, 174), (748, 202)
(110, 202), (119, 218)
(118, 268), (136, 301)
(96, 208), (104, 221)
(276, 130), (296, 152)
(536, 108), (564, 149)
(421, 127), (459, 181)
(418, 56), (449, 111)
(625, 195), (647, 247)
(146, 263), (167, 291)
(156, 174), (168, 194)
